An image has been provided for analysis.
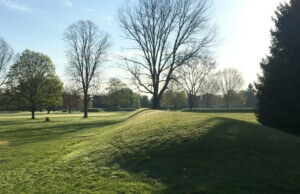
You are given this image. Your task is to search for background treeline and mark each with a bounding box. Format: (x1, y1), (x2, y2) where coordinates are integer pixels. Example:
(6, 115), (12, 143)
(0, 77), (257, 112)
(0, 77), (145, 113)
(160, 82), (257, 110)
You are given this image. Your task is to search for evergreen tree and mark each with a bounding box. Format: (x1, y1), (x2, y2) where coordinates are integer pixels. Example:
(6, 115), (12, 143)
(256, 0), (300, 132)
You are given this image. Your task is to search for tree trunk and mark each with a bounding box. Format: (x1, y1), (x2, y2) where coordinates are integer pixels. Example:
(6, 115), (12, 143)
(47, 109), (50, 114)
(83, 92), (88, 118)
(31, 106), (35, 119)
(188, 94), (194, 111)
(206, 94), (210, 108)
(152, 94), (161, 109)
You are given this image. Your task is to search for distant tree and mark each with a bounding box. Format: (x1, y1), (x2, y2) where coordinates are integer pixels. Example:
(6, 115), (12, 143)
(0, 37), (14, 87)
(43, 75), (64, 114)
(256, 0), (300, 132)
(177, 56), (216, 111)
(92, 95), (108, 109)
(106, 78), (126, 110)
(6, 50), (58, 119)
(63, 86), (82, 113)
(161, 84), (187, 110)
(245, 84), (257, 108)
(140, 95), (151, 108)
(118, 88), (140, 109)
(119, 0), (217, 109)
(200, 75), (219, 108)
(216, 68), (244, 108)
(106, 78), (140, 110)
(64, 20), (111, 118)
(132, 93), (140, 109)
(231, 90), (246, 108)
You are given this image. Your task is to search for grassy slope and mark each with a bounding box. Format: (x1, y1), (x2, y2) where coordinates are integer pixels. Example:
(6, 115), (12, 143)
(0, 110), (299, 193)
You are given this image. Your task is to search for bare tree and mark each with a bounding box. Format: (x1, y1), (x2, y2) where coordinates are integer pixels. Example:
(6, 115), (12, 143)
(216, 68), (244, 108)
(63, 85), (81, 114)
(177, 56), (216, 111)
(64, 20), (111, 118)
(200, 74), (219, 108)
(119, 0), (217, 109)
(0, 37), (14, 87)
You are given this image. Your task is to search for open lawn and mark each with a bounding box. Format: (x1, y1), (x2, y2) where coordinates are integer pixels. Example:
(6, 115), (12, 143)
(0, 110), (300, 193)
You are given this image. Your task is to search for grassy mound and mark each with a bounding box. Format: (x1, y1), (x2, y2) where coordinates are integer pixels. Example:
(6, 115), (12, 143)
(0, 110), (299, 193)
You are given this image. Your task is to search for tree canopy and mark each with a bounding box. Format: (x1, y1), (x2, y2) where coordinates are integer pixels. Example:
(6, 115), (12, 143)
(6, 50), (60, 119)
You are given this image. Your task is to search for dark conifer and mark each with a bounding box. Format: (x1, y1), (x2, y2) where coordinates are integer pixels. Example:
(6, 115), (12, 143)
(256, 0), (300, 132)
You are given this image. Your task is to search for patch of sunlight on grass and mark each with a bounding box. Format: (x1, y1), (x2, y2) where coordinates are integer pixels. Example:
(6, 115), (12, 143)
(0, 140), (9, 147)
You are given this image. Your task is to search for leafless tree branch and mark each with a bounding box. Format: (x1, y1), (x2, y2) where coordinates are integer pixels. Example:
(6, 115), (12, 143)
(64, 20), (111, 117)
(176, 56), (216, 110)
(0, 37), (14, 87)
(118, 0), (217, 108)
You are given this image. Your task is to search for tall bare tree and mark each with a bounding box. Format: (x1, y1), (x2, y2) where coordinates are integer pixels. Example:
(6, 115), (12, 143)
(119, 0), (217, 109)
(177, 56), (215, 111)
(216, 68), (244, 108)
(0, 37), (14, 87)
(64, 20), (111, 118)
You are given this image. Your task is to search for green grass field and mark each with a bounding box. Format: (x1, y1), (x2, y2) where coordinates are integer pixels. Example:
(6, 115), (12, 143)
(0, 110), (300, 193)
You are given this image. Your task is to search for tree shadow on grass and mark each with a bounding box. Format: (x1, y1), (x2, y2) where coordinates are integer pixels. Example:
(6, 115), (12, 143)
(0, 120), (119, 146)
(109, 117), (300, 193)
(0, 110), (149, 146)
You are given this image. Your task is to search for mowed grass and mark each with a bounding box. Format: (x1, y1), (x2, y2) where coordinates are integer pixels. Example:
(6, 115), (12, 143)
(0, 110), (300, 193)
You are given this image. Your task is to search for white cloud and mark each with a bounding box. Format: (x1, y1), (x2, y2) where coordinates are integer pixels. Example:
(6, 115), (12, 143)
(64, 0), (73, 7)
(1, 0), (31, 12)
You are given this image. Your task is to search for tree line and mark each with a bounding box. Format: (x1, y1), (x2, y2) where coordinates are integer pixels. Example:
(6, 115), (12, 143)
(0, 0), (255, 118)
(0, 0), (299, 134)
(0, 0), (222, 118)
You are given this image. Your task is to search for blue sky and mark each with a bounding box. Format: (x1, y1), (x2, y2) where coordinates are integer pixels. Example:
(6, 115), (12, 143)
(0, 0), (289, 88)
